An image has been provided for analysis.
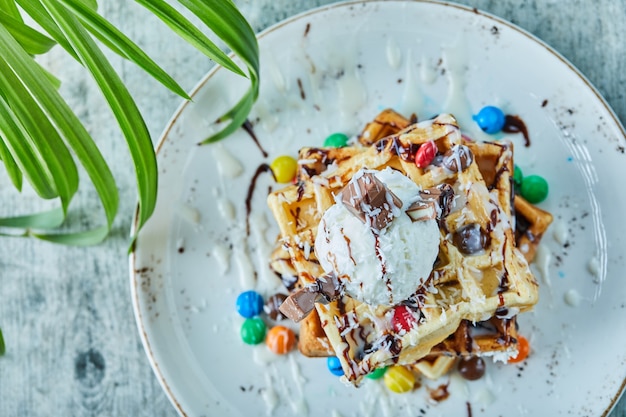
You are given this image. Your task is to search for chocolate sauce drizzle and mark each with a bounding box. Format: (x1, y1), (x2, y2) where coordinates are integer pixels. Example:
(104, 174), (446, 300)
(242, 119), (268, 158)
(245, 163), (273, 235)
(373, 233), (392, 304)
(503, 115), (530, 147)
(374, 135), (420, 162)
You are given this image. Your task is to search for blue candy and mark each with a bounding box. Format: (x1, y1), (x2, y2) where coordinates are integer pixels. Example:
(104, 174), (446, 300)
(473, 106), (505, 134)
(327, 356), (344, 376)
(236, 290), (264, 318)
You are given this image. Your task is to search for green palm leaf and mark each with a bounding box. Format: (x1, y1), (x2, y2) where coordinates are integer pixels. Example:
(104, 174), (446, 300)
(40, 0), (157, 242)
(16, 0), (79, 60)
(58, 0), (190, 99)
(0, 0), (22, 21)
(135, 0), (246, 78)
(0, 54), (79, 213)
(0, 10), (56, 55)
(0, 9), (118, 243)
(0, 0), (260, 245)
(0, 93), (56, 199)
(0, 327), (5, 356)
(176, 0), (260, 144)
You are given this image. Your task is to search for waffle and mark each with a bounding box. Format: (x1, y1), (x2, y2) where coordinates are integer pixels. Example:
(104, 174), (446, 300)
(514, 195), (553, 262)
(268, 113), (539, 384)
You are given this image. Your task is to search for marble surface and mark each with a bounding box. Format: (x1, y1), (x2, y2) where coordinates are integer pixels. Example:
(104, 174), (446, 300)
(0, 1), (625, 416)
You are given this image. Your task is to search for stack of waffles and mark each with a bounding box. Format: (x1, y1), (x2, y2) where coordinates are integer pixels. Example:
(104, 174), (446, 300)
(267, 110), (552, 384)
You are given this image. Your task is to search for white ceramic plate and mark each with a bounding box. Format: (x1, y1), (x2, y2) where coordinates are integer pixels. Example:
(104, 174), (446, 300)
(130, 1), (626, 416)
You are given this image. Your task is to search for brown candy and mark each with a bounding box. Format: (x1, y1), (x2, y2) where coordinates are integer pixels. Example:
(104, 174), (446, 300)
(457, 356), (486, 381)
(442, 144), (474, 172)
(340, 172), (402, 231)
(452, 223), (491, 255)
(264, 293), (288, 321)
(279, 274), (342, 322)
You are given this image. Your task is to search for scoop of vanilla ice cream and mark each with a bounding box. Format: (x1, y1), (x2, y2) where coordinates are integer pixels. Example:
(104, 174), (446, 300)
(314, 167), (440, 306)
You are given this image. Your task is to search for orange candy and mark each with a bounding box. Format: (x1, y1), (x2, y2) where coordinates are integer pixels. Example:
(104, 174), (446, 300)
(508, 336), (530, 363)
(266, 326), (296, 354)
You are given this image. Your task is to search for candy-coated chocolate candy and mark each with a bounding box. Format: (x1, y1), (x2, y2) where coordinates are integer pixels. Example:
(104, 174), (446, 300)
(327, 356), (344, 376)
(508, 336), (530, 363)
(264, 293), (288, 321)
(270, 155), (298, 183)
(383, 366), (415, 393)
(236, 290), (264, 318)
(520, 175), (548, 203)
(266, 325), (296, 354)
(323, 132), (349, 148)
(366, 366), (387, 380)
(457, 356), (486, 381)
(473, 106), (505, 134)
(391, 305), (416, 333)
(415, 140), (437, 168)
(240, 318), (266, 345)
(513, 165), (523, 190)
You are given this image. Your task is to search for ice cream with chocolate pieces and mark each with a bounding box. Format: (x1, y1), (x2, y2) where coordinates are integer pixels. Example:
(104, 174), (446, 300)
(314, 167), (441, 306)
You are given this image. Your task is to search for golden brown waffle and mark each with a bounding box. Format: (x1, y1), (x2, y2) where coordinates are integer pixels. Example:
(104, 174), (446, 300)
(267, 113), (539, 384)
(514, 195), (553, 262)
(357, 108), (414, 146)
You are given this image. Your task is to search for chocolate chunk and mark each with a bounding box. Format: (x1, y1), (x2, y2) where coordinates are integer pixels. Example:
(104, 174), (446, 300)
(340, 171), (402, 231)
(442, 145), (474, 172)
(406, 200), (437, 221)
(279, 274), (342, 322)
(264, 293), (288, 321)
(313, 274), (342, 302)
(279, 289), (318, 322)
(452, 223), (491, 254)
(407, 183), (455, 222)
(420, 183), (455, 219)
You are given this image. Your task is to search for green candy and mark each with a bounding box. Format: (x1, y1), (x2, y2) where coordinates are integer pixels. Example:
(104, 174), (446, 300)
(240, 317), (266, 345)
(513, 165), (523, 190)
(366, 366), (387, 380)
(520, 174), (548, 204)
(323, 133), (349, 148)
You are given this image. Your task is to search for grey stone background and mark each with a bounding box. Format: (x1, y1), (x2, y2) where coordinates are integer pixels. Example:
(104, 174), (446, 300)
(0, 1), (624, 416)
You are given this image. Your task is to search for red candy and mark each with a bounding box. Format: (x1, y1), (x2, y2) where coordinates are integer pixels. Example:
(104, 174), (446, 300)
(392, 305), (416, 333)
(414, 140), (437, 168)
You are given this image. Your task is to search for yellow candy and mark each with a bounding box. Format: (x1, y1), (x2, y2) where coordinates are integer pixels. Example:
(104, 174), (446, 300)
(383, 366), (415, 393)
(270, 155), (297, 183)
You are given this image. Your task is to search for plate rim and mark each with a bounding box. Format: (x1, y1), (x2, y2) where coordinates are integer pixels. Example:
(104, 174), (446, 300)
(129, 1), (626, 416)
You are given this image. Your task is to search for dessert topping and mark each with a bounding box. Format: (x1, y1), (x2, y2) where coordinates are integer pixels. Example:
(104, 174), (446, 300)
(279, 274), (342, 322)
(391, 305), (418, 333)
(323, 132), (349, 148)
(452, 223), (490, 255)
(442, 144), (474, 172)
(240, 317), (266, 345)
(407, 183), (455, 222)
(264, 293), (288, 321)
(457, 356), (486, 380)
(327, 356), (345, 376)
(266, 325), (296, 354)
(270, 155), (298, 183)
(508, 335), (530, 363)
(236, 290), (265, 318)
(473, 105), (506, 134)
(340, 171), (402, 231)
(384, 366), (416, 393)
(520, 174), (548, 203)
(414, 140), (438, 168)
(365, 366), (387, 379)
